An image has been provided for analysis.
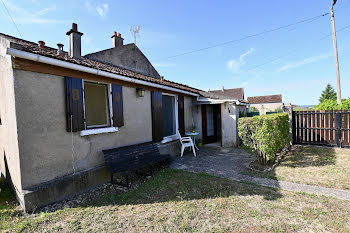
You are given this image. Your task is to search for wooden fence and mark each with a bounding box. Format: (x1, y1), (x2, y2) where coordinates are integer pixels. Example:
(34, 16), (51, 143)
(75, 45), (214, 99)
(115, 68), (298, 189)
(292, 110), (350, 147)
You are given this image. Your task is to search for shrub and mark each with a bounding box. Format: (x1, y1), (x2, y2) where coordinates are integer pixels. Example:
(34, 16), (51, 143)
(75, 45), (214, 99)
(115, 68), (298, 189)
(238, 113), (290, 164)
(239, 111), (247, 118)
(274, 108), (283, 113)
(250, 106), (258, 112)
(312, 99), (350, 110)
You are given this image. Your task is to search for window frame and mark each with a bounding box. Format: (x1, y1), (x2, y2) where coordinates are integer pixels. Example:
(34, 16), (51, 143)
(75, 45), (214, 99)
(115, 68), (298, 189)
(161, 93), (179, 143)
(80, 80), (117, 136)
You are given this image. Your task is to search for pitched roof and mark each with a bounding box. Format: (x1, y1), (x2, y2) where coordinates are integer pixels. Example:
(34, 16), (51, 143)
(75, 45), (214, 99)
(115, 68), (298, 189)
(0, 33), (201, 94)
(85, 43), (161, 79)
(248, 94), (282, 104)
(209, 88), (244, 100)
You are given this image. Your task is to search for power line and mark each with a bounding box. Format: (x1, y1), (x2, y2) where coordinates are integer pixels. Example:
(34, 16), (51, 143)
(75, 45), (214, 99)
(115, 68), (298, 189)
(158, 12), (330, 60)
(0, 0), (23, 38)
(245, 23), (350, 72)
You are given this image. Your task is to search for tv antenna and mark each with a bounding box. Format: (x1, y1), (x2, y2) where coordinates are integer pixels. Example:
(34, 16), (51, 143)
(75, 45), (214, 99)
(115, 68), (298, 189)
(130, 25), (141, 45)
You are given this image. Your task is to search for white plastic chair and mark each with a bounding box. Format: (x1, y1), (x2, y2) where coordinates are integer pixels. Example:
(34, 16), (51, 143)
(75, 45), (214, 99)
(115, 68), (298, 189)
(177, 130), (196, 157)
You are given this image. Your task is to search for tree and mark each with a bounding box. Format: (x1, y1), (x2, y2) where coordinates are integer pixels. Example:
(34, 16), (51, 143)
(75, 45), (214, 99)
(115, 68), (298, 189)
(319, 84), (336, 103)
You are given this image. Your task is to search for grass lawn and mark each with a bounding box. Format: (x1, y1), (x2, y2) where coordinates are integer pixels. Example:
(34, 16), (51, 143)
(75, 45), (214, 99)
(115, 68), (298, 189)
(1, 169), (350, 232)
(245, 145), (350, 190)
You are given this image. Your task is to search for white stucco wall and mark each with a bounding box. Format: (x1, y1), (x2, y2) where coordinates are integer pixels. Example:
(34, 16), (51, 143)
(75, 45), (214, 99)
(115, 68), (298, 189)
(13, 69), (196, 189)
(0, 37), (23, 202)
(14, 70), (154, 188)
(184, 96), (193, 133)
(221, 104), (237, 147)
(192, 104), (202, 140)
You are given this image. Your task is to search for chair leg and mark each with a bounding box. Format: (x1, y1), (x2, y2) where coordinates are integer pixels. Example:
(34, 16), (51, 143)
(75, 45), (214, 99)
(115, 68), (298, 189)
(181, 145), (185, 157)
(192, 144), (197, 157)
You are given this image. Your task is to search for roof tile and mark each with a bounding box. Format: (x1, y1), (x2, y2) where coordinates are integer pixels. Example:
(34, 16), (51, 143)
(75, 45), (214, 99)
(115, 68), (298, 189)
(209, 88), (244, 100)
(1, 33), (201, 94)
(247, 94), (282, 104)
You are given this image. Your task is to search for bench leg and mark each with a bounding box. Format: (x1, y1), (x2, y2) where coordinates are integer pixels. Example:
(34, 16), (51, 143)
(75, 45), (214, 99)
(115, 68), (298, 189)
(125, 174), (129, 190)
(111, 173), (114, 184)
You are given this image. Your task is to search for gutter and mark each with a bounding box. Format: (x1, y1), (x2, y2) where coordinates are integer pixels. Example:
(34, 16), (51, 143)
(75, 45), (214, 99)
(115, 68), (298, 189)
(196, 97), (249, 106)
(6, 48), (200, 97)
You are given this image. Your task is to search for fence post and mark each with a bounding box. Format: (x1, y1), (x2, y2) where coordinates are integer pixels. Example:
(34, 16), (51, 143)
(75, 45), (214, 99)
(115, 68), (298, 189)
(336, 112), (342, 147)
(291, 111), (295, 145)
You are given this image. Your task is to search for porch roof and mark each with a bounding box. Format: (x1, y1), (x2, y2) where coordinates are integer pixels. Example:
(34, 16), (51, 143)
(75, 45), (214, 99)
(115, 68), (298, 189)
(195, 96), (249, 106)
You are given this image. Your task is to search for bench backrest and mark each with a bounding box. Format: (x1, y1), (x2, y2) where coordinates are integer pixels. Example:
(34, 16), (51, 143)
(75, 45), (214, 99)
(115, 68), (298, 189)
(102, 141), (161, 171)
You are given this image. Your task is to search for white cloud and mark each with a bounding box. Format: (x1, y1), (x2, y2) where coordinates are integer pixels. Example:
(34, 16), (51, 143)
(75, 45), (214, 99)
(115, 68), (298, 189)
(277, 53), (332, 72)
(96, 4), (109, 17)
(227, 48), (254, 73)
(35, 5), (57, 16)
(85, 1), (109, 18)
(1, 0), (64, 24)
(85, 1), (93, 11)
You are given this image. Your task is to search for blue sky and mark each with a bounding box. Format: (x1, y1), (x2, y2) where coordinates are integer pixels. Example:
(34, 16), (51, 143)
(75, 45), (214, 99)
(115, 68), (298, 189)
(1, 0), (349, 105)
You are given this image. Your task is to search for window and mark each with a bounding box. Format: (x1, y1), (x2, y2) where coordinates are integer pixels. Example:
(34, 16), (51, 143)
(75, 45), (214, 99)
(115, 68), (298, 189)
(162, 94), (178, 139)
(83, 82), (111, 128)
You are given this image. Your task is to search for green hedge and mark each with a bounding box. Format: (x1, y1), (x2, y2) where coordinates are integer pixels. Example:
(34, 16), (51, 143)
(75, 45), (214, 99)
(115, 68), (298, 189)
(238, 113), (290, 164)
(312, 99), (350, 110)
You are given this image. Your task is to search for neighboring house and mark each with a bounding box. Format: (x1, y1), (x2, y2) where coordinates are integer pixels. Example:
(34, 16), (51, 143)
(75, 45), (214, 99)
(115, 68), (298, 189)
(248, 94), (284, 114)
(0, 23), (246, 211)
(209, 87), (245, 101)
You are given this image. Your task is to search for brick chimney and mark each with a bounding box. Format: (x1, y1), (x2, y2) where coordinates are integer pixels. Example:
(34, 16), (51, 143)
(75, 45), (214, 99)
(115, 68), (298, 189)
(66, 23), (83, 59)
(38, 40), (45, 48)
(111, 31), (124, 48)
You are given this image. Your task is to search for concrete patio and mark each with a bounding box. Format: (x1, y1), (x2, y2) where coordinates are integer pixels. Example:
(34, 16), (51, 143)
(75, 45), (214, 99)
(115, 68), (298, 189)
(170, 143), (255, 177)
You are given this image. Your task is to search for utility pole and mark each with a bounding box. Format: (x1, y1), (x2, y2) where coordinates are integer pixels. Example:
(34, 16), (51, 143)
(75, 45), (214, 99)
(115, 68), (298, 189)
(330, 0), (342, 105)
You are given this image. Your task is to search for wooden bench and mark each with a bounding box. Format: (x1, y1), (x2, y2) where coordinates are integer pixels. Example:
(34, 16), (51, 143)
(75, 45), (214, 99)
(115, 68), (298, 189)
(102, 141), (171, 188)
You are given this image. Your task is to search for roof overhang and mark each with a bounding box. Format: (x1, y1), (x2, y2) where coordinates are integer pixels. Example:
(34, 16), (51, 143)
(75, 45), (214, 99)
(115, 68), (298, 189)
(6, 48), (200, 97)
(195, 97), (249, 106)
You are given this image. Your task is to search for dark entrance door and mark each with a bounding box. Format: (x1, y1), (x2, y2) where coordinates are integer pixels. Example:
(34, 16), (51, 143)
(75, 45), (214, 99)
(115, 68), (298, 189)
(201, 104), (221, 144)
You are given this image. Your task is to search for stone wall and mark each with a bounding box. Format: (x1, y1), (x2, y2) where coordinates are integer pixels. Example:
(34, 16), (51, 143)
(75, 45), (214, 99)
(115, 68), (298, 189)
(250, 103), (283, 115)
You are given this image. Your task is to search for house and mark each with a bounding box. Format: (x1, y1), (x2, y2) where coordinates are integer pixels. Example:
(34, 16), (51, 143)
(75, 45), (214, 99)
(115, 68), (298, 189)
(209, 87), (245, 101)
(0, 23), (247, 211)
(248, 94), (284, 114)
(194, 91), (248, 147)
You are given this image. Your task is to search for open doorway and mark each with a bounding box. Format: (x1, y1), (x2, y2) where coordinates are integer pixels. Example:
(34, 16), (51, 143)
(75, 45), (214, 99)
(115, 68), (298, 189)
(201, 104), (221, 144)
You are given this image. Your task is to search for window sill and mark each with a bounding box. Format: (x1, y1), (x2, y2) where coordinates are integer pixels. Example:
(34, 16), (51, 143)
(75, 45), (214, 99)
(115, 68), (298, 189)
(161, 134), (179, 144)
(80, 127), (118, 136)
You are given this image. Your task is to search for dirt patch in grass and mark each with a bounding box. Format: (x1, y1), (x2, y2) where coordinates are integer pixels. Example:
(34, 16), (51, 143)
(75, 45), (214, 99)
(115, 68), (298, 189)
(2, 169), (350, 232)
(244, 145), (350, 190)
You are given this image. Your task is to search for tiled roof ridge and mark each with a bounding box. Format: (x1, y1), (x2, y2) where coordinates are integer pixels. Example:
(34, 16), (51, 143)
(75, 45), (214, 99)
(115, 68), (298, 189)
(247, 94), (282, 104)
(1, 32), (202, 94)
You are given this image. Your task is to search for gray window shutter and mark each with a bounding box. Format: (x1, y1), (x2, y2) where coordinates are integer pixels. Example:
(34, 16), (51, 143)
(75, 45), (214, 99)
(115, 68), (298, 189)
(64, 77), (84, 132)
(178, 95), (185, 135)
(151, 91), (163, 142)
(112, 84), (124, 127)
